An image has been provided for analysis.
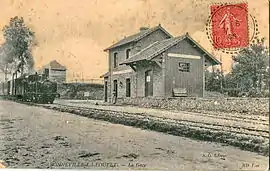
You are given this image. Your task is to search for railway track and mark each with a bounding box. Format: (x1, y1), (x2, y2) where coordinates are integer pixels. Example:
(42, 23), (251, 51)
(40, 102), (269, 155)
(1, 98), (269, 156)
(55, 101), (269, 123)
(51, 103), (269, 137)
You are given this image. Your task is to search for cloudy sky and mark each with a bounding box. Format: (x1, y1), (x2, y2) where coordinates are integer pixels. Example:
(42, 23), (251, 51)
(0, 0), (268, 81)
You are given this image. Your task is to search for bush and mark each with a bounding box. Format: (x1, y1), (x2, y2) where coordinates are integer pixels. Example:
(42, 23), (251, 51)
(262, 90), (269, 97)
(204, 91), (228, 98)
(223, 88), (242, 97)
(57, 83), (104, 99)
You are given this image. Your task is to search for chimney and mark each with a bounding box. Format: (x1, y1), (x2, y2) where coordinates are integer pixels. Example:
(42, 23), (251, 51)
(140, 27), (149, 32)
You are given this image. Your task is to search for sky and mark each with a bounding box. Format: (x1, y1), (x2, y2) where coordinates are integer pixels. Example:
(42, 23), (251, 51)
(0, 0), (268, 81)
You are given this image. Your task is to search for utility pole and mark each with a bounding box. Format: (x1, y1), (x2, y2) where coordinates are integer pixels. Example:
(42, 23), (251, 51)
(4, 64), (8, 81)
(21, 61), (24, 76)
(219, 53), (224, 91)
(75, 72), (78, 83)
(211, 49), (224, 91)
(81, 72), (84, 82)
(69, 52), (84, 83)
(144, 0), (151, 24)
(73, 72), (75, 83)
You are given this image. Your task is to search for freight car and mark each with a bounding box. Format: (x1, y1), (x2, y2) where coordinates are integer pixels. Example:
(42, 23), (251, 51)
(1, 72), (60, 104)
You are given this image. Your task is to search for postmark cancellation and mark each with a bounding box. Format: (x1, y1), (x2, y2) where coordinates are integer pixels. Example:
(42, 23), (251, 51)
(206, 2), (259, 53)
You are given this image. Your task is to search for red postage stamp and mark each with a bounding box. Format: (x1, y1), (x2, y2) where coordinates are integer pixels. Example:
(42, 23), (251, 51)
(210, 3), (249, 49)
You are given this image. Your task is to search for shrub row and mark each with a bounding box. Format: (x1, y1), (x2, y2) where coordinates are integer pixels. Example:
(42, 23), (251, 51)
(118, 97), (269, 116)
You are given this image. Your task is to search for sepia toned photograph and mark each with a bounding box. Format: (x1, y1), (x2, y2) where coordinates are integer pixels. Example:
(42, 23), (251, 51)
(0, 0), (269, 171)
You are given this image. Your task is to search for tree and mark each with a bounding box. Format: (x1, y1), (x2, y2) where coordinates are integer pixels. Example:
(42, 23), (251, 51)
(207, 49), (225, 93)
(2, 16), (35, 76)
(0, 42), (17, 81)
(205, 68), (223, 92)
(230, 38), (269, 96)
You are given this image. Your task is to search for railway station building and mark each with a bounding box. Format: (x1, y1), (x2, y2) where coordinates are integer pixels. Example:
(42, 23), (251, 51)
(39, 60), (67, 83)
(101, 24), (221, 103)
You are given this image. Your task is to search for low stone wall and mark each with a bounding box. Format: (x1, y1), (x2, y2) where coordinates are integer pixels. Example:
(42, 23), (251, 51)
(118, 97), (269, 115)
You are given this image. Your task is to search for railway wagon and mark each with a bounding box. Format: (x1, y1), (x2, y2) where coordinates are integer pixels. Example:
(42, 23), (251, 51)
(1, 73), (59, 104)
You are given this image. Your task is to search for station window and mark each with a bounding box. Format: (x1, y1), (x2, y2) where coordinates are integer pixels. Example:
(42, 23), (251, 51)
(126, 78), (131, 97)
(126, 49), (131, 59)
(113, 52), (118, 68)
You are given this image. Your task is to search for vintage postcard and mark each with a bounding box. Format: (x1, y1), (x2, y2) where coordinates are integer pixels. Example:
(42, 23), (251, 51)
(0, 0), (269, 171)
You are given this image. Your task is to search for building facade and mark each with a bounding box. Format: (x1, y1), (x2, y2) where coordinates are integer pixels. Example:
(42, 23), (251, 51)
(101, 25), (220, 102)
(39, 60), (67, 83)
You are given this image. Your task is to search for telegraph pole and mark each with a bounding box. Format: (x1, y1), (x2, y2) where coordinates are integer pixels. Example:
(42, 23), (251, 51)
(81, 72), (84, 82)
(69, 52), (84, 83)
(4, 65), (8, 81)
(219, 53), (224, 91)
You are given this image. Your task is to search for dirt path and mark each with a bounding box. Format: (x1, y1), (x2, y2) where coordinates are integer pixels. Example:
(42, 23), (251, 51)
(0, 100), (268, 171)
